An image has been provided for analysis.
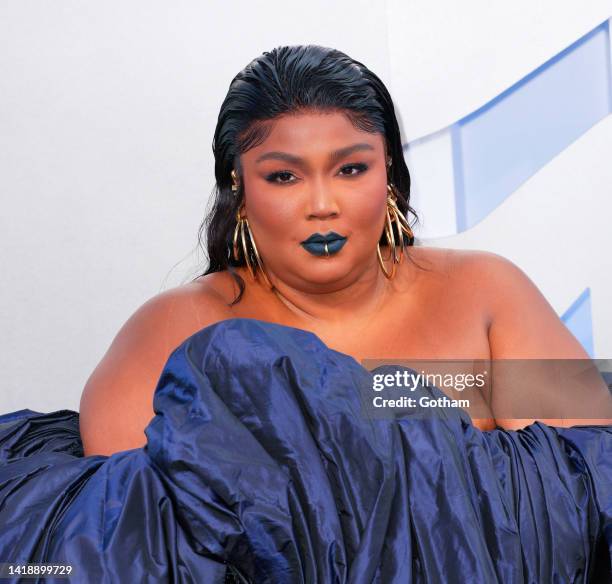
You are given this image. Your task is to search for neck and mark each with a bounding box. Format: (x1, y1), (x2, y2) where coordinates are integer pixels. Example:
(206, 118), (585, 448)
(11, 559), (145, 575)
(262, 255), (400, 328)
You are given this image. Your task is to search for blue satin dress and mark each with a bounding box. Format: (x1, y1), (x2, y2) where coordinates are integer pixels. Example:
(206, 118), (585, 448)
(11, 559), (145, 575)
(0, 318), (610, 583)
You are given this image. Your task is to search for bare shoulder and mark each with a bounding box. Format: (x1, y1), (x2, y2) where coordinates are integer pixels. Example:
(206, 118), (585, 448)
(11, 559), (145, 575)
(421, 247), (537, 304)
(95, 277), (234, 362)
(79, 276), (232, 457)
(405, 245), (499, 273)
(417, 246), (513, 276)
(406, 246), (588, 358)
(446, 248), (524, 280)
(403, 245), (494, 288)
(445, 249), (590, 355)
(417, 249), (604, 428)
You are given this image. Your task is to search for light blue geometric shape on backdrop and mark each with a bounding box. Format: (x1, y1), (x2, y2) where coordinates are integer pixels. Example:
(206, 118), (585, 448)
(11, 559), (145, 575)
(402, 22), (608, 357)
(450, 20), (612, 232)
(561, 287), (594, 358)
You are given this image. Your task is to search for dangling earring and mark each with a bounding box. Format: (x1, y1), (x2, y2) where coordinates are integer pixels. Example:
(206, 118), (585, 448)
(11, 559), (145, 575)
(230, 170), (274, 290)
(377, 183), (414, 279)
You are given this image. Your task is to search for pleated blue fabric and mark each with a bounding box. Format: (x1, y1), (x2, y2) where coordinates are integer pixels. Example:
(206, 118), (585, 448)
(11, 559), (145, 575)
(0, 318), (610, 583)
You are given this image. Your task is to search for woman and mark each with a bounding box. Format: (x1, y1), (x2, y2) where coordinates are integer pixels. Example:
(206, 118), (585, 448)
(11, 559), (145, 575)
(79, 44), (610, 457)
(2, 45), (610, 583)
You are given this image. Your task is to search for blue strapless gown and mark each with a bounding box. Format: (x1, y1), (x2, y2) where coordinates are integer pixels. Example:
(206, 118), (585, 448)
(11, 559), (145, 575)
(0, 318), (610, 583)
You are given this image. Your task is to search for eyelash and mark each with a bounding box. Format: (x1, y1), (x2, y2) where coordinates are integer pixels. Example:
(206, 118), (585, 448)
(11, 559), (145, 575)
(265, 163), (369, 185)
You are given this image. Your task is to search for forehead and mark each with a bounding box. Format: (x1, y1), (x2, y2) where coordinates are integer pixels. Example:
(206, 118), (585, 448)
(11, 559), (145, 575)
(243, 111), (385, 157)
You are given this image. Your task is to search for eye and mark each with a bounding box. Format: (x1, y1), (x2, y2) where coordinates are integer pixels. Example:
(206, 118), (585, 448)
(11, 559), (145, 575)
(339, 163), (368, 177)
(265, 171), (297, 185)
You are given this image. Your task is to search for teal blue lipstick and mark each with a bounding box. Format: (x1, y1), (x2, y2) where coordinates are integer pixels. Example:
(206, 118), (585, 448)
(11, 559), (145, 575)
(301, 232), (347, 257)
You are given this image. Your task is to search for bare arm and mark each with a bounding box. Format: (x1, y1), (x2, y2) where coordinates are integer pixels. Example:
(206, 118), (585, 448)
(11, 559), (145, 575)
(79, 286), (230, 456)
(467, 252), (612, 429)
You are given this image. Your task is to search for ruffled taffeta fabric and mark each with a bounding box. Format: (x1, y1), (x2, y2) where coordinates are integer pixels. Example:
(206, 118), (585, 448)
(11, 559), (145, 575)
(0, 318), (611, 583)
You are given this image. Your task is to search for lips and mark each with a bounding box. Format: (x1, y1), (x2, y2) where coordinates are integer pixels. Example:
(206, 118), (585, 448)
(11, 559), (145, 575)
(301, 231), (346, 244)
(300, 232), (348, 257)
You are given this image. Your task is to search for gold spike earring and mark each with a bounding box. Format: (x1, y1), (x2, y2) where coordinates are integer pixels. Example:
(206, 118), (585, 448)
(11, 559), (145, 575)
(230, 170), (274, 290)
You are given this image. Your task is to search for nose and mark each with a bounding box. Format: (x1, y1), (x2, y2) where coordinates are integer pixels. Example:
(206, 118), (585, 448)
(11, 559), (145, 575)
(306, 177), (340, 220)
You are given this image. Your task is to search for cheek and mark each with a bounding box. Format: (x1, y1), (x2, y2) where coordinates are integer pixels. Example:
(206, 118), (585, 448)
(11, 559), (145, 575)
(352, 191), (386, 226)
(345, 180), (388, 232)
(245, 188), (297, 232)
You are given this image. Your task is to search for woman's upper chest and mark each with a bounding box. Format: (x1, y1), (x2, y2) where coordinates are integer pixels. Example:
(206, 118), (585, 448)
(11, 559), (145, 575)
(221, 248), (492, 364)
(303, 281), (491, 363)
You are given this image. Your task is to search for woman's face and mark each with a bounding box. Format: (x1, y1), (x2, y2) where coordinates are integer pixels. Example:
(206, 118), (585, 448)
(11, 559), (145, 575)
(239, 110), (389, 292)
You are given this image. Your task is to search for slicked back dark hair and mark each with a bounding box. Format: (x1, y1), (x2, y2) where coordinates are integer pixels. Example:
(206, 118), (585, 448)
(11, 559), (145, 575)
(195, 44), (420, 305)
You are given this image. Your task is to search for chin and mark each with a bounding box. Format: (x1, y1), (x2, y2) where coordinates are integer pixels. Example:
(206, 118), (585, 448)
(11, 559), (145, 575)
(298, 261), (355, 286)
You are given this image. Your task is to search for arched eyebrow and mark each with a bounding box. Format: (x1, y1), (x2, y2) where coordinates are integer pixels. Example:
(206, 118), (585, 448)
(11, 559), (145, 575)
(255, 143), (375, 166)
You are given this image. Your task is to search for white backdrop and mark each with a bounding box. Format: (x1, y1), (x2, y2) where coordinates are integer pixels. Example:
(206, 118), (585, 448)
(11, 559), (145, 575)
(1, 1), (611, 413)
